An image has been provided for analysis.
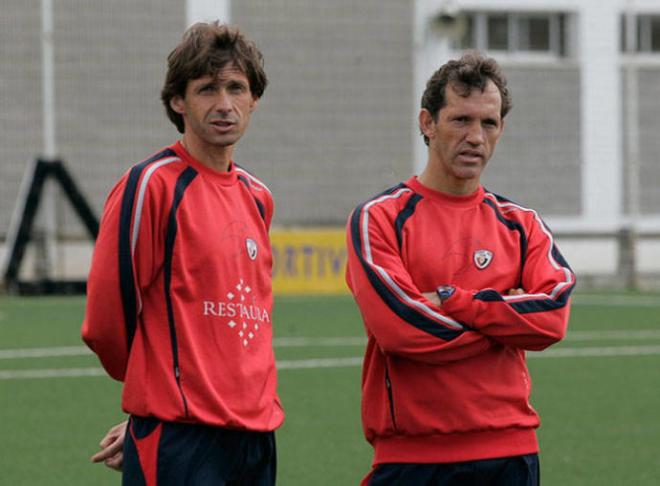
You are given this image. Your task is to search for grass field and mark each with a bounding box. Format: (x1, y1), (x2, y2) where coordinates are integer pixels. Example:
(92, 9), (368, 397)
(1, 292), (659, 485)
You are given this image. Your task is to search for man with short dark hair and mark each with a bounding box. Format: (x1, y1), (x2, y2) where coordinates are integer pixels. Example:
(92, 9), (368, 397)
(346, 52), (576, 485)
(82, 22), (283, 485)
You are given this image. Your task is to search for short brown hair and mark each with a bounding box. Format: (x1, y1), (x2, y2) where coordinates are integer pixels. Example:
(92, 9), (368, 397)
(161, 22), (268, 133)
(420, 51), (511, 145)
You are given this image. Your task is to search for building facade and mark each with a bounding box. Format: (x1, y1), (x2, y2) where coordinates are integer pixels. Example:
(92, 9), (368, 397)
(1, 0), (659, 284)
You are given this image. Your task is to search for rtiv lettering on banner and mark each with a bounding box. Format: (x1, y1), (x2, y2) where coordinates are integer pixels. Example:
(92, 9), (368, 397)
(270, 229), (348, 294)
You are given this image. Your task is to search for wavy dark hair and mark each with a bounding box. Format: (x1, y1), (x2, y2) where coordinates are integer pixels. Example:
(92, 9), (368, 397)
(161, 22), (268, 133)
(420, 51), (511, 145)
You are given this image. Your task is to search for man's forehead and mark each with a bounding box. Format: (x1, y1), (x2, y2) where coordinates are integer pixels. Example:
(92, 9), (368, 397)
(445, 80), (502, 108)
(195, 64), (249, 84)
(447, 79), (499, 98)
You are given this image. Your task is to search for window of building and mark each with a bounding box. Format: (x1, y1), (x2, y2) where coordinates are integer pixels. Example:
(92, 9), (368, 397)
(454, 11), (569, 58)
(622, 14), (660, 53)
(487, 15), (508, 51)
(652, 17), (660, 51)
(518, 16), (550, 51)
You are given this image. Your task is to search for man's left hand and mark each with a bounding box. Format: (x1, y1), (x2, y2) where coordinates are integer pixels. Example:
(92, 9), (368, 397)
(91, 420), (127, 472)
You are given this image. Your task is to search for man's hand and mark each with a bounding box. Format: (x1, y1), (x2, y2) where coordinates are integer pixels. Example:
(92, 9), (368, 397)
(422, 291), (441, 306)
(91, 420), (128, 471)
(422, 287), (525, 306)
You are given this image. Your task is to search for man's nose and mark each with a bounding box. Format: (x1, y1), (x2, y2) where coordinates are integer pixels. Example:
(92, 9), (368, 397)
(214, 89), (233, 112)
(465, 122), (484, 144)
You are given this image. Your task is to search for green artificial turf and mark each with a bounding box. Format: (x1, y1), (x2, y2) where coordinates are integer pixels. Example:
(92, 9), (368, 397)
(0, 292), (658, 485)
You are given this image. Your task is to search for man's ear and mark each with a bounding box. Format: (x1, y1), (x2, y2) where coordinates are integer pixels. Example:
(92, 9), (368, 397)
(170, 95), (185, 115)
(419, 109), (436, 141)
(249, 96), (259, 113)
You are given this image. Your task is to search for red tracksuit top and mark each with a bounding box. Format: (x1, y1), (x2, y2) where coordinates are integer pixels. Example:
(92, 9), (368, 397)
(346, 176), (576, 465)
(82, 141), (284, 432)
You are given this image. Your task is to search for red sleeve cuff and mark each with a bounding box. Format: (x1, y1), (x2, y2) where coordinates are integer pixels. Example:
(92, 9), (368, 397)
(440, 287), (479, 327)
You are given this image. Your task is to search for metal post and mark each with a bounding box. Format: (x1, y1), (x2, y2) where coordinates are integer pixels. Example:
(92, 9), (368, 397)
(622, 0), (640, 289)
(37, 0), (59, 280)
(414, 0), (466, 175)
(42, 0), (56, 159)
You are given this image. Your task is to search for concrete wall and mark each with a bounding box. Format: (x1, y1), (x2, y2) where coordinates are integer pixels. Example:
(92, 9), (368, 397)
(232, 0), (415, 225)
(1, 0), (660, 285)
(483, 65), (581, 215)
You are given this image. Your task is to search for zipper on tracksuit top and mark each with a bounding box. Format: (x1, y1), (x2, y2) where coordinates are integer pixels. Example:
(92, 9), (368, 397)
(384, 363), (398, 430)
(162, 166), (198, 419)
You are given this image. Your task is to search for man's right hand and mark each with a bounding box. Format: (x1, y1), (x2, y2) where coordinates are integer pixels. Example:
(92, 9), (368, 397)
(90, 420), (128, 471)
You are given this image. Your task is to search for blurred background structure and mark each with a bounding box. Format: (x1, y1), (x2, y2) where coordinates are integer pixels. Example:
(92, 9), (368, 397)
(1, 0), (659, 291)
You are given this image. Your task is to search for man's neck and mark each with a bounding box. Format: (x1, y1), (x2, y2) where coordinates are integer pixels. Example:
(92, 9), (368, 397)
(181, 136), (233, 173)
(418, 166), (479, 196)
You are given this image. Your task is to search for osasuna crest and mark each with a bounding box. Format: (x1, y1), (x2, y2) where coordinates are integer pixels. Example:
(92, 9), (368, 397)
(246, 238), (258, 260)
(473, 249), (493, 270)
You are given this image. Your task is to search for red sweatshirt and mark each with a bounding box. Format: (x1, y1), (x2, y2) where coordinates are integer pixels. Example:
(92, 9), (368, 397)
(346, 176), (575, 465)
(82, 142), (284, 432)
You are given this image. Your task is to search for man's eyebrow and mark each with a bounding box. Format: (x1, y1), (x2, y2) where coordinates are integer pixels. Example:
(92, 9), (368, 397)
(197, 79), (218, 89)
(220, 76), (248, 85)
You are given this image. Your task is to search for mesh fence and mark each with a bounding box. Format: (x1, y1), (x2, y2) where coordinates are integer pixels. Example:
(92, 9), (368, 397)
(0, 0), (184, 240)
(1, 0), (659, 245)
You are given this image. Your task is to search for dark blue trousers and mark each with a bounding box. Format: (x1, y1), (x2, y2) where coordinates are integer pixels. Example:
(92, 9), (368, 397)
(122, 416), (276, 486)
(367, 454), (540, 486)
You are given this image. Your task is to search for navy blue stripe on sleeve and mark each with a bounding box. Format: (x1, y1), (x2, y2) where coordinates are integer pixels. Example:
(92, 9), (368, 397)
(394, 193), (423, 250)
(163, 166), (197, 418)
(482, 197), (528, 274)
(474, 283), (574, 313)
(473, 289), (503, 302)
(238, 175), (266, 221)
(509, 287), (573, 313)
(350, 187), (463, 341)
(479, 192), (576, 315)
(552, 244), (573, 272)
(118, 148), (176, 351)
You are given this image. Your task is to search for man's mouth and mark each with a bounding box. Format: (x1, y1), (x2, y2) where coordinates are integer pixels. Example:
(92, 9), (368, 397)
(209, 119), (236, 132)
(457, 150), (483, 162)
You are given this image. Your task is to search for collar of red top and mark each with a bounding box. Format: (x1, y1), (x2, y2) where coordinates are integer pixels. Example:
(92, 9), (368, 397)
(172, 141), (238, 186)
(405, 176), (485, 208)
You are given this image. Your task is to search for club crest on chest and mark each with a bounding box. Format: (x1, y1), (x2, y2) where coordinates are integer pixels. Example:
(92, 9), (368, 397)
(473, 249), (493, 270)
(246, 238), (258, 260)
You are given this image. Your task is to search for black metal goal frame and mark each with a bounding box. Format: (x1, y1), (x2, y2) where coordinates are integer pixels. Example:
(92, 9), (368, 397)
(2, 158), (99, 295)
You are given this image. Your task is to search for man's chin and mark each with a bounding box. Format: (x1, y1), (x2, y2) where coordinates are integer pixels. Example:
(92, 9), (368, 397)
(208, 134), (241, 148)
(453, 168), (483, 181)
